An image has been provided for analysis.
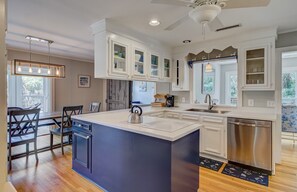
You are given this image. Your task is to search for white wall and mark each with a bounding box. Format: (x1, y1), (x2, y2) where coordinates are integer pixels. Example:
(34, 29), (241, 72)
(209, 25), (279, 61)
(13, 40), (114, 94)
(7, 49), (105, 112)
(0, 0), (7, 190)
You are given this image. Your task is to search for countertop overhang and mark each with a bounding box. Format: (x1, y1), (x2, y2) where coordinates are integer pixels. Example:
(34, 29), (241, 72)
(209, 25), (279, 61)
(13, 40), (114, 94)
(72, 110), (201, 142)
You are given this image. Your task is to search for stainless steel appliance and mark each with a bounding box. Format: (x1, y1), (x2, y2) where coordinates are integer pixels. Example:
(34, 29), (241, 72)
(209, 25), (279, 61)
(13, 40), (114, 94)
(227, 118), (272, 171)
(165, 95), (174, 107)
(128, 105), (143, 124)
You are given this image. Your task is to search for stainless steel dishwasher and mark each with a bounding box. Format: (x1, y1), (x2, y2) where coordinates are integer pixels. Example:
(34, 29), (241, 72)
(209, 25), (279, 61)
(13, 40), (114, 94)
(227, 118), (272, 171)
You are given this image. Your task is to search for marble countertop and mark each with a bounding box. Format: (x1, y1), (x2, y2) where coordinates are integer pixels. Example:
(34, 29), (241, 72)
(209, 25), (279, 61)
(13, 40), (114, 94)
(143, 105), (277, 121)
(72, 110), (201, 142)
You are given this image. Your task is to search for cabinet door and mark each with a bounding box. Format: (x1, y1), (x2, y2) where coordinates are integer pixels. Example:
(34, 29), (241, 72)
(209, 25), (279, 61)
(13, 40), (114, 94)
(132, 48), (147, 79)
(162, 58), (171, 81)
(73, 131), (92, 173)
(149, 53), (160, 79)
(241, 43), (273, 90)
(110, 40), (129, 76)
(201, 124), (224, 157)
(172, 58), (190, 91)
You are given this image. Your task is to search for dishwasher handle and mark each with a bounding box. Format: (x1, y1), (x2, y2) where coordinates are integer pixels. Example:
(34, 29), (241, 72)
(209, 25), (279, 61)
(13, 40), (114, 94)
(228, 121), (271, 128)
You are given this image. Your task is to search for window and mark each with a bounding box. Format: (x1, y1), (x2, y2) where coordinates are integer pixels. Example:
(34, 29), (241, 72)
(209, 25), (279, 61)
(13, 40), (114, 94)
(282, 72), (296, 104)
(202, 64), (215, 94)
(193, 59), (237, 105)
(225, 72), (238, 105)
(7, 63), (52, 112)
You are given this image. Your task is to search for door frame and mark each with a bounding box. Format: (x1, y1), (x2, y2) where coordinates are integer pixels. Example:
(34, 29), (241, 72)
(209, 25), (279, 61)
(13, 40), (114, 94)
(275, 45), (297, 164)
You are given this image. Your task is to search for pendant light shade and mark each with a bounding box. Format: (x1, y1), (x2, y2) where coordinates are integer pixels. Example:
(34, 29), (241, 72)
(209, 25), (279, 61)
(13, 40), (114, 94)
(205, 62), (213, 73)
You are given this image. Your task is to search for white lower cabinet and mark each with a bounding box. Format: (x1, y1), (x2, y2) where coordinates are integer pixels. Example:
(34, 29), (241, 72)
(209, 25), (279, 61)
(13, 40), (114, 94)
(147, 111), (227, 159)
(200, 116), (227, 158)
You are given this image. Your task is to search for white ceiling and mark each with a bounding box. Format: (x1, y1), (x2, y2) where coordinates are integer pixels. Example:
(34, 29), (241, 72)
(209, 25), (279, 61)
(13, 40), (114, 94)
(6, 0), (297, 62)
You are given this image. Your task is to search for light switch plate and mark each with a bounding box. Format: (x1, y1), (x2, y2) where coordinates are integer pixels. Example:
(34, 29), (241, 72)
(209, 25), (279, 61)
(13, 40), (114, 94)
(267, 100), (275, 107)
(248, 99), (254, 107)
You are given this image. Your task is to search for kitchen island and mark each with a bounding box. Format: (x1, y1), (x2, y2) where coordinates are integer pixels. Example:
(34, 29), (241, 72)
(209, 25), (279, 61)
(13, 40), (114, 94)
(72, 110), (201, 192)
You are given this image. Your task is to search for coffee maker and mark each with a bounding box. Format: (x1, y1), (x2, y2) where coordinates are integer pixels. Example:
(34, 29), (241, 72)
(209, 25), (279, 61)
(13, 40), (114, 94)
(165, 95), (175, 107)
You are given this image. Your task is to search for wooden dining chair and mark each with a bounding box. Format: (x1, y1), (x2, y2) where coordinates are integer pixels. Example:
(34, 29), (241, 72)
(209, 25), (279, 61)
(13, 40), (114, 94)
(7, 108), (40, 170)
(89, 102), (101, 112)
(50, 105), (83, 155)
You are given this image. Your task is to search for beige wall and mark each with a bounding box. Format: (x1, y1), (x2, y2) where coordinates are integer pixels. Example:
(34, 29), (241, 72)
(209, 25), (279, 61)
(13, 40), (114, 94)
(7, 49), (104, 112)
(0, 0), (7, 190)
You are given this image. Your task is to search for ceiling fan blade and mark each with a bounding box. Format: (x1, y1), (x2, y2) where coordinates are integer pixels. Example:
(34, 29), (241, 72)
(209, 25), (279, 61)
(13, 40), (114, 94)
(164, 15), (189, 31)
(208, 17), (224, 32)
(151, 0), (192, 6)
(222, 0), (271, 9)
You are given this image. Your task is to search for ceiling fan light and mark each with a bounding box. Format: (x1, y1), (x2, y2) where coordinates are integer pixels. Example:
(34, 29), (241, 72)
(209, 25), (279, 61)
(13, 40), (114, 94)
(189, 4), (221, 24)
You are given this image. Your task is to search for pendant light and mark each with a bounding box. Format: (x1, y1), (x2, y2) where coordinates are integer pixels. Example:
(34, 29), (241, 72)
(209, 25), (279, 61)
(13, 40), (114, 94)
(205, 53), (213, 73)
(13, 36), (65, 78)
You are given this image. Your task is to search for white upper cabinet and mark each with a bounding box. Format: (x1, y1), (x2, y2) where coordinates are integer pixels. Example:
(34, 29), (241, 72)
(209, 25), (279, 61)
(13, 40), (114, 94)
(239, 38), (275, 90)
(132, 45), (147, 80)
(91, 19), (172, 82)
(162, 58), (171, 81)
(149, 53), (160, 80)
(110, 38), (130, 77)
(172, 57), (190, 91)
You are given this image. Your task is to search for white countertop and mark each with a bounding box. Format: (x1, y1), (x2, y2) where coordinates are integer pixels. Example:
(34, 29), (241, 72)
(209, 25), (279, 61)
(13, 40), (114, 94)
(72, 110), (201, 142)
(143, 105), (277, 121)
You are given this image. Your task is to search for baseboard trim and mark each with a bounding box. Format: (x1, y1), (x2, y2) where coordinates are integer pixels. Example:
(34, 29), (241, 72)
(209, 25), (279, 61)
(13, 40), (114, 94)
(3, 182), (17, 192)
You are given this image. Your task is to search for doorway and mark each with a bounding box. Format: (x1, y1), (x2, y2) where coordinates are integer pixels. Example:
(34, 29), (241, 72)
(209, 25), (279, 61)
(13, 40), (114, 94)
(106, 79), (131, 111)
(281, 50), (297, 143)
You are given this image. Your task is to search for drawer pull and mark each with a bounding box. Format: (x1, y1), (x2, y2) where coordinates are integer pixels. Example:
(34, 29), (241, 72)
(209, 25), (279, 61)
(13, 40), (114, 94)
(74, 133), (90, 140)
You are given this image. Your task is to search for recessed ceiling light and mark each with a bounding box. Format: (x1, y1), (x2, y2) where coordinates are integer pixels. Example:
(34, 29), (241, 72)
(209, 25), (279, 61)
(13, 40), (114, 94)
(149, 19), (160, 26)
(183, 40), (191, 44)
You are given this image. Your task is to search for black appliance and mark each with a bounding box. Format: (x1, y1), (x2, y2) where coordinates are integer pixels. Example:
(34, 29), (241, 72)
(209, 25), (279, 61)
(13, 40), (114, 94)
(166, 95), (175, 107)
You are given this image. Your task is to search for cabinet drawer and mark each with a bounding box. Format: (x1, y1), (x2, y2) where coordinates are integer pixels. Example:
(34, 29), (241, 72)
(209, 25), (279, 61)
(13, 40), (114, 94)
(164, 112), (180, 118)
(148, 112), (164, 118)
(73, 120), (92, 132)
(202, 116), (225, 124)
(181, 114), (200, 121)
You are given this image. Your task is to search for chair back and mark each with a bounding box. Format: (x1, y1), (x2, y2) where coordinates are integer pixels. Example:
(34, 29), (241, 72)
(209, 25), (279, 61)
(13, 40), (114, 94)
(89, 102), (101, 112)
(7, 107), (24, 115)
(8, 108), (40, 140)
(26, 103), (41, 110)
(61, 105), (83, 128)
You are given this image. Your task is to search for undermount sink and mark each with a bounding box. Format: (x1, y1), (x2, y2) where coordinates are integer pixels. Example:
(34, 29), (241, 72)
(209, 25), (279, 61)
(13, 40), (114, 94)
(186, 108), (229, 114)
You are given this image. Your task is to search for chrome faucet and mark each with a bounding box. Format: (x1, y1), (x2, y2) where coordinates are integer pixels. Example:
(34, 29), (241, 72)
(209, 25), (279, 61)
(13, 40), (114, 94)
(204, 94), (214, 110)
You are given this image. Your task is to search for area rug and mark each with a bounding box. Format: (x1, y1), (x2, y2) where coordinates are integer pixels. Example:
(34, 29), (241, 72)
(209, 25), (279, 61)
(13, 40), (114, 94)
(222, 164), (269, 186)
(199, 156), (224, 172)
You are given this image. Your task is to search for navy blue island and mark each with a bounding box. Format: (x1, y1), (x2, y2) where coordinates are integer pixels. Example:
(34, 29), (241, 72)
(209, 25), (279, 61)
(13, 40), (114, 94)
(72, 110), (201, 192)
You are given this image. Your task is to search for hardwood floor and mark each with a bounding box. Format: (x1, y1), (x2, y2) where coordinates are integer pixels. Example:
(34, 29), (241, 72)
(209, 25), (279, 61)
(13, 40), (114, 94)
(8, 140), (297, 192)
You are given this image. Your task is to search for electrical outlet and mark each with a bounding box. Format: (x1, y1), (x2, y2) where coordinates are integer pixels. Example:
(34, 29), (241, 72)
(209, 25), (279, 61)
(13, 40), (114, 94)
(248, 99), (254, 107)
(267, 100), (275, 107)
(181, 97), (186, 103)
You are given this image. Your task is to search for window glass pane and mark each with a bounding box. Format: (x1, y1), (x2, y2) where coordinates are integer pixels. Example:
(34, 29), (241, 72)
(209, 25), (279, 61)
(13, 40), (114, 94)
(202, 65), (215, 94)
(282, 72), (296, 104)
(7, 62), (52, 112)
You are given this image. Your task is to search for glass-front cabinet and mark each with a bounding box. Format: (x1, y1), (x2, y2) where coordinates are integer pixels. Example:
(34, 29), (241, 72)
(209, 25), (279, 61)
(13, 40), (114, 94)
(245, 48), (266, 85)
(150, 54), (160, 78)
(163, 58), (171, 80)
(110, 40), (129, 76)
(241, 42), (274, 90)
(132, 49), (146, 78)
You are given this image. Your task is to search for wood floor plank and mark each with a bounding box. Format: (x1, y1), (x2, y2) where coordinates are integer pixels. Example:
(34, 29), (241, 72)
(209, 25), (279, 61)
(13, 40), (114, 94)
(8, 140), (297, 192)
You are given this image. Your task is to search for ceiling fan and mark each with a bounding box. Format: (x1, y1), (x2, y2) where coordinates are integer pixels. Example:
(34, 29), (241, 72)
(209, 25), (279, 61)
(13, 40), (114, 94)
(151, 0), (271, 32)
